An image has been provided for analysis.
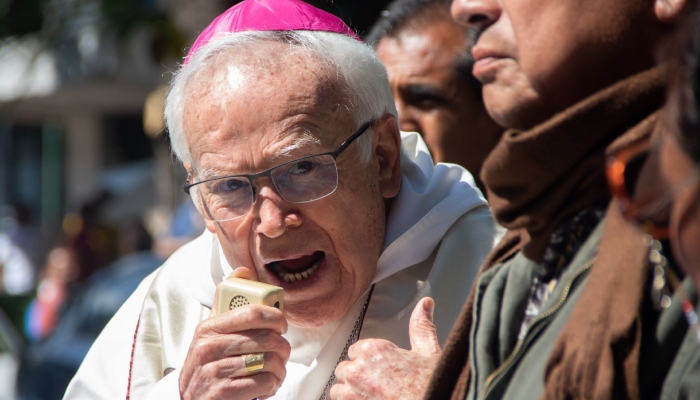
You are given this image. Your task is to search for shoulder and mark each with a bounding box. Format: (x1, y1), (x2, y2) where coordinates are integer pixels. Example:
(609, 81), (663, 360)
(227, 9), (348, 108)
(449, 204), (497, 230)
(150, 231), (214, 294)
(441, 205), (505, 252)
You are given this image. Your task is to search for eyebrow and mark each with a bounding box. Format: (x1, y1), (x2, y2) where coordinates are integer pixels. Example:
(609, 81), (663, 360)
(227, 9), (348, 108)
(194, 132), (323, 181)
(273, 132), (322, 158)
(402, 84), (443, 96)
(195, 167), (233, 181)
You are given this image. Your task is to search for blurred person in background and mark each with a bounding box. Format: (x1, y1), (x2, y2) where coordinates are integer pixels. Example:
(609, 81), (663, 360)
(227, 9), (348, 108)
(64, 0), (500, 399)
(25, 246), (78, 341)
(65, 192), (118, 283)
(18, 219), (162, 400)
(367, 0), (502, 194)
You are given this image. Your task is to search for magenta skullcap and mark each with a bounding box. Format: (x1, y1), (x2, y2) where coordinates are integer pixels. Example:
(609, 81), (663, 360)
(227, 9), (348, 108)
(184, 0), (361, 65)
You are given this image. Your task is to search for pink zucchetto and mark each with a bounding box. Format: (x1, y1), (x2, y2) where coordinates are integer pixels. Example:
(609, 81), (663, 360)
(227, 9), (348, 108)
(184, 0), (361, 65)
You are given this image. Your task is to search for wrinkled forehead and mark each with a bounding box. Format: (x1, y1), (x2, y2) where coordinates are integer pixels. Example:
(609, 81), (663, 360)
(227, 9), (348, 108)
(185, 40), (339, 102)
(182, 41), (354, 170)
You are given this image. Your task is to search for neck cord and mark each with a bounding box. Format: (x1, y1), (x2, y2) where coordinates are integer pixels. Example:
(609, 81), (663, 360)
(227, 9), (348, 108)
(318, 284), (375, 400)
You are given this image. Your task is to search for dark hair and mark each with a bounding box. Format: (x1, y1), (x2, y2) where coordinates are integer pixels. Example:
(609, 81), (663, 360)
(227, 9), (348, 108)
(668, 5), (700, 164)
(366, 0), (479, 89)
(366, 0), (453, 45)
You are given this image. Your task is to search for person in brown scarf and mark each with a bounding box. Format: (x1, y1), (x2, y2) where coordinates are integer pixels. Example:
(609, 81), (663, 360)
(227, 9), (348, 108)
(419, 0), (696, 399)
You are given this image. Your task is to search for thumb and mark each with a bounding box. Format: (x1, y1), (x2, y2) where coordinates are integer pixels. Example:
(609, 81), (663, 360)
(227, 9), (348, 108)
(409, 297), (441, 355)
(209, 267), (254, 317)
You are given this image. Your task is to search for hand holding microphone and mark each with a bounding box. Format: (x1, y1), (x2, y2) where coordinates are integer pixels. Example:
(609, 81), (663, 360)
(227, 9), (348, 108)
(179, 267), (290, 400)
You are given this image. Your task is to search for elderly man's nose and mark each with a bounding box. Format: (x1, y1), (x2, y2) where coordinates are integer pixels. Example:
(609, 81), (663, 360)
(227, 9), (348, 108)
(252, 187), (301, 238)
(451, 0), (500, 29)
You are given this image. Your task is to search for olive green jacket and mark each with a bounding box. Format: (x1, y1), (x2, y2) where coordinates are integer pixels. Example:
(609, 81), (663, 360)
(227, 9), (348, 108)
(463, 224), (700, 400)
(658, 279), (700, 400)
(465, 221), (602, 400)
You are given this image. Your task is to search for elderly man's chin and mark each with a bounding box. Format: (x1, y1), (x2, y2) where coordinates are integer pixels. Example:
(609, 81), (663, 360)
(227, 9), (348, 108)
(481, 64), (549, 131)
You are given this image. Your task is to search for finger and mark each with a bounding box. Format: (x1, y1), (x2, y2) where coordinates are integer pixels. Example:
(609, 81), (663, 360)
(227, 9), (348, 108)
(204, 371), (283, 400)
(329, 382), (363, 400)
(209, 267), (255, 317)
(346, 338), (395, 361)
(333, 360), (351, 383)
(409, 297), (441, 355)
(212, 351), (287, 383)
(189, 328), (291, 366)
(231, 266), (253, 280)
(220, 329), (291, 360)
(203, 304), (288, 336)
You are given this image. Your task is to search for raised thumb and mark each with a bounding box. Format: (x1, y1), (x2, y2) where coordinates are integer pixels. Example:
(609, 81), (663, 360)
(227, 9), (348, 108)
(409, 297), (441, 355)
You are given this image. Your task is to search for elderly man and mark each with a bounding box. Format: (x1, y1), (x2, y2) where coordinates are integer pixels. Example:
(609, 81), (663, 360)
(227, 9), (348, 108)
(367, 0), (501, 194)
(417, 0), (694, 399)
(63, 0), (499, 399)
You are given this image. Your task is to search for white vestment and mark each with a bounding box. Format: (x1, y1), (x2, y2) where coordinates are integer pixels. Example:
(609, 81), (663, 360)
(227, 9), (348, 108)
(64, 132), (502, 399)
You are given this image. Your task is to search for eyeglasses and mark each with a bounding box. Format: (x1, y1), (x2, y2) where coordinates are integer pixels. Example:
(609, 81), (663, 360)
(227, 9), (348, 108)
(606, 138), (700, 239)
(184, 120), (374, 222)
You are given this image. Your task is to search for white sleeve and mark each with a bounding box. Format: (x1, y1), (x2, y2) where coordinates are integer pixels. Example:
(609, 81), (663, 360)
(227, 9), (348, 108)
(63, 271), (158, 400)
(144, 368), (182, 399)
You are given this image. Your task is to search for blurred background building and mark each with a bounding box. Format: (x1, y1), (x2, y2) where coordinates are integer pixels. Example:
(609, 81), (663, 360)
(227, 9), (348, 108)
(0, 0), (390, 265)
(0, 1), (391, 399)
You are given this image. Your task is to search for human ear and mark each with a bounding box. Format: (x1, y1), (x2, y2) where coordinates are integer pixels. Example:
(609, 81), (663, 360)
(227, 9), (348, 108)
(654, 0), (688, 23)
(372, 114), (402, 199)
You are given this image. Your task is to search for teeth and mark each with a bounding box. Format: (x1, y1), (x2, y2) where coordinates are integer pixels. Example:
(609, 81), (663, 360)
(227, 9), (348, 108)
(272, 259), (321, 283)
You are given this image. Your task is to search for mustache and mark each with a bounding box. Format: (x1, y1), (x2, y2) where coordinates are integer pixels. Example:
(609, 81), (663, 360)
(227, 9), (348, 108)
(467, 27), (484, 50)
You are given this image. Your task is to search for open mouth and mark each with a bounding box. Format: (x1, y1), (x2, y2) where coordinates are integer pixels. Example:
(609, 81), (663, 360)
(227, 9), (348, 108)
(267, 251), (325, 283)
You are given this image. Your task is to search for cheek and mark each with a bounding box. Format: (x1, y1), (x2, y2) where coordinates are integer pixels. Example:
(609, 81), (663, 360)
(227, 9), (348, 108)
(418, 114), (443, 141)
(420, 110), (456, 144)
(331, 175), (385, 268)
(215, 221), (258, 274)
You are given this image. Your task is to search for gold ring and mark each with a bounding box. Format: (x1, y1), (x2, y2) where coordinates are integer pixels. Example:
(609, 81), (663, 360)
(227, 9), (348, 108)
(242, 353), (265, 376)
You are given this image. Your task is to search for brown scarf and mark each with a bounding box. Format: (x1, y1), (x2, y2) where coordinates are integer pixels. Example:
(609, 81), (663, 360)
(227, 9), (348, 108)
(423, 66), (666, 400)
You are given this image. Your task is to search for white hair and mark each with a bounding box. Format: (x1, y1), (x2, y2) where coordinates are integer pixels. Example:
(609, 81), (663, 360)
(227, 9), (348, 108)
(164, 30), (397, 167)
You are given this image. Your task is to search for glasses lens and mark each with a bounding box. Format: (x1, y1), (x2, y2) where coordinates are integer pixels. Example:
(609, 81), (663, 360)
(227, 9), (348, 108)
(271, 154), (339, 203)
(195, 177), (254, 221)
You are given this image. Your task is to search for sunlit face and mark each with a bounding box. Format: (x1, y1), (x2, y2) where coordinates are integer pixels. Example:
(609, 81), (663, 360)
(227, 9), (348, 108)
(451, 0), (658, 129)
(182, 43), (401, 327)
(659, 131), (700, 290)
(376, 20), (500, 178)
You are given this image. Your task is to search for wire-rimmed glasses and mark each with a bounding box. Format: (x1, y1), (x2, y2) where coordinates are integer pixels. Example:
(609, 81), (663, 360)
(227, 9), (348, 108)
(184, 120), (374, 222)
